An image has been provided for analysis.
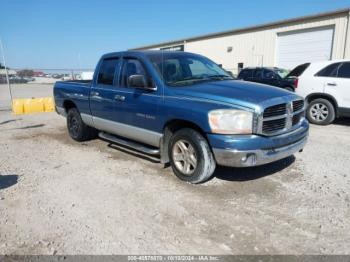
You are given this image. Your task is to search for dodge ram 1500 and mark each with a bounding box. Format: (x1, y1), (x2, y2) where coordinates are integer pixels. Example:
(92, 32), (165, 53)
(54, 51), (309, 183)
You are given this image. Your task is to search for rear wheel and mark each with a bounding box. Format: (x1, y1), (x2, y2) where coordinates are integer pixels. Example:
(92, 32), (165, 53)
(169, 128), (216, 184)
(306, 98), (335, 125)
(67, 108), (97, 141)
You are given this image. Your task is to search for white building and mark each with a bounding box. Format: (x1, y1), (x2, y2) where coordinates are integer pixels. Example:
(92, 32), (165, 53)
(132, 8), (350, 75)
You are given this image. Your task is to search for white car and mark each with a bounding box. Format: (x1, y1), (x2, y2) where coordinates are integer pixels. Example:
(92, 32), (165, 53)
(290, 60), (350, 125)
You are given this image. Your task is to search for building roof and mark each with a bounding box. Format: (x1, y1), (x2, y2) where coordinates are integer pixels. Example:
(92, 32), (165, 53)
(0, 69), (17, 75)
(131, 8), (350, 50)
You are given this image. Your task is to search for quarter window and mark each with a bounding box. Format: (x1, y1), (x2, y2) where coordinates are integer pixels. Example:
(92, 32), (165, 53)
(97, 58), (119, 85)
(337, 62), (350, 78)
(316, 63), (341, 77)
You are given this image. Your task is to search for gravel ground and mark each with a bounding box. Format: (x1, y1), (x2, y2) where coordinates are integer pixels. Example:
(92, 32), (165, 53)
(0, 111), (349, 255)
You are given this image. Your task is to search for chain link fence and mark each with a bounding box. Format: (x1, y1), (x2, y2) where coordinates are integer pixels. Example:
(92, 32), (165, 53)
(0, 68), (94, 111)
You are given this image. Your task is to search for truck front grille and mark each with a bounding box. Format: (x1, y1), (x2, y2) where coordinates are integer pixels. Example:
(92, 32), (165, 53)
(293, 100), (304, 112)
(263, 118), (286, 133)
(263, 103), (286, 117)
(260, 99), (305, 136)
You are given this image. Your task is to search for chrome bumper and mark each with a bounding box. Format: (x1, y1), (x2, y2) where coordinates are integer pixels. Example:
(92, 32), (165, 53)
(213, 135), (308, 167)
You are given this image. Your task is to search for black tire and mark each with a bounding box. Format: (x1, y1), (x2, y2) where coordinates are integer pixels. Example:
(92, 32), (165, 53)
(306, 98), (335, 125)
(67, 108), (97, 141)
(168, 128), (216, 184)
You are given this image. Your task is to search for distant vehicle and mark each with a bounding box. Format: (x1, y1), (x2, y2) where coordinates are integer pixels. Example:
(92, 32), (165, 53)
(54, 51), (308, 184)
(62, 74), (73, 81)
(80, 71), (94, 80)
(237, 67), (296, 92)
(292, 60), (350, 125)
(9, 76), (28, 84)
(23, 77), (35, 82)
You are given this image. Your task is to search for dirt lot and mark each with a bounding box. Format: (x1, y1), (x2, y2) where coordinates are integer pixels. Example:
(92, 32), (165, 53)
(0, 110), (350, 255)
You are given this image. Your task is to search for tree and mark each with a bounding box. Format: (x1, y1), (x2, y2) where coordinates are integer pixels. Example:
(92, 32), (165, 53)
(0, 62), (4, 69)
(17, 69), (34, 77)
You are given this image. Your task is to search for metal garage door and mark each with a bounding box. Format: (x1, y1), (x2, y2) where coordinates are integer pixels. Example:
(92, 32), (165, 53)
(277, 27), (334, 69)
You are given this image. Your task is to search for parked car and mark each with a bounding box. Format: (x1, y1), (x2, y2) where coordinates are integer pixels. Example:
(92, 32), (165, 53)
(237, 67), (296, 91)
(9, 76), (28, 84)
(54, 51), (309, 184)
(290, 60), (350, 125)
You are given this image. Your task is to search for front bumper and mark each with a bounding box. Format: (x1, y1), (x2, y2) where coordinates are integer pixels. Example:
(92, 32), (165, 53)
(209, 119), (309, 167)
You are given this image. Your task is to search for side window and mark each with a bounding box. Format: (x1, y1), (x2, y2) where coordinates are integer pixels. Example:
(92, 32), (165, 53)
(97, 58), (119, 85)
(253, 69), (263, 79)
(337, 62), (350, 78)
(238, 69), (253, 79)
(121, 58), (150, 87)
(263, 70), (275, 79)
(316, 63), (341, 77)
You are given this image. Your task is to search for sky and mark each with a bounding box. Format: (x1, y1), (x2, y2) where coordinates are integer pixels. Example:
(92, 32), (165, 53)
(0, 0), (349, 69)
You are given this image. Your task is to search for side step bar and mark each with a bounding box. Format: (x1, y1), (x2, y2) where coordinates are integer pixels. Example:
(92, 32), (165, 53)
(98, 132), (160, 156)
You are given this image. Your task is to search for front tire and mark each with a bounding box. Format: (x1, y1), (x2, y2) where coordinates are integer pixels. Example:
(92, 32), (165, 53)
(306, 98), (335, 125)
(169, 128), (216, 184)
(67, 108), (97, 141)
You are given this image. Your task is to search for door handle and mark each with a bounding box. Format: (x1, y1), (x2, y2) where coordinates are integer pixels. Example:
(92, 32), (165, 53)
(91, 91), (99, 96)
(327, 82), (337, 86)
(114, 95), (125, 101)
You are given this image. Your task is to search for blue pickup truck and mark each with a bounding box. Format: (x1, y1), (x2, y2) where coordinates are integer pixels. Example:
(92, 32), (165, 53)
(54, 51), (309, 183)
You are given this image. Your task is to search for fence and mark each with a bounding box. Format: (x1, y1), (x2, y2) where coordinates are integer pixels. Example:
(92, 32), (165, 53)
(0, 68), (94, 111)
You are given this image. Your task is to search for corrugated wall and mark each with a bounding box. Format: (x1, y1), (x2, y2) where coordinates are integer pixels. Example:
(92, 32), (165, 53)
(183, 13), (349, 74)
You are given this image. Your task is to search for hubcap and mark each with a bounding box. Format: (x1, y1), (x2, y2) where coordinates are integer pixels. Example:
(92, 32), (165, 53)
(310, 103), (329, 121)
(69, 116), (79, 136)
(172, 140), (197, 176)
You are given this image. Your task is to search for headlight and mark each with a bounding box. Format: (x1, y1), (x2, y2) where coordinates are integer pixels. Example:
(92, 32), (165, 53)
(208, 109), (253, 134)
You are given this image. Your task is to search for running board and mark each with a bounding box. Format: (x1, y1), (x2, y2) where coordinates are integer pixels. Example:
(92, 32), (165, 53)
(98, 132), (160, 155)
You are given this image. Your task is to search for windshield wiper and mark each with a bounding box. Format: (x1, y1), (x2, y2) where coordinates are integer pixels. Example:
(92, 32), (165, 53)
(208, 74), (233, 80)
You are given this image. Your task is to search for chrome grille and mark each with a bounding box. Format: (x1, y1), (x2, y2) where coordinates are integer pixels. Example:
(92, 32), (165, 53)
(293, 100), (304, 112)
(263, 103), (286, 117)
(260, 99), (305, 136)
(263, 118), (286, 133)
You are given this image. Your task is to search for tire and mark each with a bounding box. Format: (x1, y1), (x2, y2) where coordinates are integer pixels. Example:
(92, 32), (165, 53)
(168, 128), (216, 184)
(306, 98), (335, 125)
(66, 108), (97, 141)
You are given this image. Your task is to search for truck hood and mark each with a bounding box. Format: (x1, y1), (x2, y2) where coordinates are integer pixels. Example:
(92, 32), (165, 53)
(171, 80), (298, 110)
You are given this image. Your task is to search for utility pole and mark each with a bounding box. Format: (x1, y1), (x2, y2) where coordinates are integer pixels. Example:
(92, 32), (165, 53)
(0, 38), (13, 106)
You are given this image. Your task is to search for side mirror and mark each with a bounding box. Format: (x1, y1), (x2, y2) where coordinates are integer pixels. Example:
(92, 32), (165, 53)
(128, 74), (154, 89)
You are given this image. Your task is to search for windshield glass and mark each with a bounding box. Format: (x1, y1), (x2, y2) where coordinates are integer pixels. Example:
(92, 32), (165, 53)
(275, 68), (289, 78)
(148, 52), (233, 86)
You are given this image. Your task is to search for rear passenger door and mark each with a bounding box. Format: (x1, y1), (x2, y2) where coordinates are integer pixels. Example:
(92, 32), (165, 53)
(90, 57), (122, 122)
(252, 69), (263, 84)
(262, 69), (280, 87)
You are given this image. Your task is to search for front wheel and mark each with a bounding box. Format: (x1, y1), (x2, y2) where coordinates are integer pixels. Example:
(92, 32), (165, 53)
(306, 98), (335, 125)
(168, 128), (216, 184)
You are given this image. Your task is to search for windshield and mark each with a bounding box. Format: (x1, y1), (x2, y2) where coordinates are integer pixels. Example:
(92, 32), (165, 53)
(275, 68), (289, 78)
(148, 52), (233, 86)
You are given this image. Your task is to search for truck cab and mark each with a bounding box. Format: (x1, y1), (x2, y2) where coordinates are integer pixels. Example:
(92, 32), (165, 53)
(54, 51), (309, 184)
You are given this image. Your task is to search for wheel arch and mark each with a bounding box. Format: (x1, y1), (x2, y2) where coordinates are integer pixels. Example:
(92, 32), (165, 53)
(160, 119), (208, 164)
(63, 100), (78, 113)
(306, 93), (338, 116)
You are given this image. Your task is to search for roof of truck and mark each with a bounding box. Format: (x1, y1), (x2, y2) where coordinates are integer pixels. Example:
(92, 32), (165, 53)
(101, 50), (197, 59)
